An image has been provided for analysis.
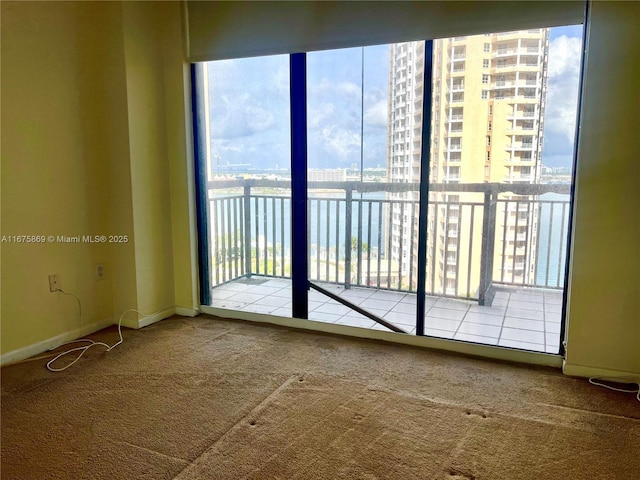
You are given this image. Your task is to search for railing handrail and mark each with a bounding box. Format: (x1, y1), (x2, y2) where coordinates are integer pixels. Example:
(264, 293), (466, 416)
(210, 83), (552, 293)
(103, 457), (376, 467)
(207, 178), (571, 299)
(208, 179), (571, 196)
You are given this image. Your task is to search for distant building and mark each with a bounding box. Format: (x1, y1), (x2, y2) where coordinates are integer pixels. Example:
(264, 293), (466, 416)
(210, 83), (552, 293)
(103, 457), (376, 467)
(387, 29), (549, 295)
(308, 168), (347, 182)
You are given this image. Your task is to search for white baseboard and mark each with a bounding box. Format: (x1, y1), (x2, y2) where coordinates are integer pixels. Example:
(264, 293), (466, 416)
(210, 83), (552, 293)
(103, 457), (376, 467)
(562, 361), (640, 382)
(137, 308), (176, 328)
(1, 306), (202, 367)
(175, 306), (200, 317)
(0, 317), (115, 367)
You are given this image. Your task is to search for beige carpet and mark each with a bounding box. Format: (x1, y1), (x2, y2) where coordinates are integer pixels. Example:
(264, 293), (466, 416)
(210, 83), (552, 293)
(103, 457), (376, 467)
(1, 315), (638, 479)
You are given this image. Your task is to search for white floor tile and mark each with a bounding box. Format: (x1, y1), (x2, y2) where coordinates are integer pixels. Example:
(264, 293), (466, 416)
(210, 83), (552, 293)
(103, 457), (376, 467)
(434, 298), (472, 311)
(254, 296), (292, 307)
(338, 287), (375, 298)
(214, 277), (563, 357)
(509, 300), (544, 311)
(307, 301), (324, 312)
(457, 322), (501, 338)
(370, 290), (407, 302)
(454, 333), (499, 345)
(423, 328), (455, 339)
(270, 288), (291, 298)
(544, 294), (563, 305)
(383, 311), (416, 327)
(389, 302), (417, 315)
(500, 327), (544, 344)
(240, 304), (276, 314)
(212, 300), (248, 310)
(545, 322), (561, 334)
(361, 307), (390, 319)
(211, 289), (238, 300)
(370, 323), (394, 332)
(399, 295), (417, 305)
(262, 279), (291, 288)
(360, 298), (398, 312)
(545, 312), (562, 323)
(220, 282), (252, 292)
(468, 305), (506, 316)
(463, 312), (505, 326)
(505, 307), (544, 321)
(426, 307), (466, 321)
(498, 338), (545, 352)
(248, 285), (285, 296)
(545, 332), (561, 346)
(271, 307), (292, 317)
(510, 293), (544, 304)
(308, 311), (340, 323)
(503, 317), (545, 331)
(313, 303), (352, 316)
(227, 292), (266, 304)
(334, 295), (367, 306)
(336, 316), (376, 329)
(544, 303), (562, 313)
(423, 317), (461, 332)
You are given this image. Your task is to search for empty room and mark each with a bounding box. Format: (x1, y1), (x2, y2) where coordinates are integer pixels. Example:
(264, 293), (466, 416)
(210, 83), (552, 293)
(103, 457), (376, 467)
(1, 1), (638, 479)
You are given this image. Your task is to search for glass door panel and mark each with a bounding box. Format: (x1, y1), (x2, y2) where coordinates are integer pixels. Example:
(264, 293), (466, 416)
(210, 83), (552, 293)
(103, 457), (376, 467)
(199, 55), (293, 318)
(422, 26), (583, 351)
(305, 44), (423, 333)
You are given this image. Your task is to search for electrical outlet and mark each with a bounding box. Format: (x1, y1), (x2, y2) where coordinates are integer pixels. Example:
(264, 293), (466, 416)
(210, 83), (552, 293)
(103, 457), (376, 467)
(96, 263), (105, 280)
(48, 274), (60, 292)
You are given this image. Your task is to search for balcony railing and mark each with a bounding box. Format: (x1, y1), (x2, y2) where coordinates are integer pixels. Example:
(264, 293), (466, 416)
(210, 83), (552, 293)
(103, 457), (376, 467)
(207, 179), (570, 304)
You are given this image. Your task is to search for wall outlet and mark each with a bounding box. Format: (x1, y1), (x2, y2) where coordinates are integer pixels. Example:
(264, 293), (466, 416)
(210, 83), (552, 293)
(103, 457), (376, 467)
(48, 274), (60, 292)
(95, 263), (105, 280)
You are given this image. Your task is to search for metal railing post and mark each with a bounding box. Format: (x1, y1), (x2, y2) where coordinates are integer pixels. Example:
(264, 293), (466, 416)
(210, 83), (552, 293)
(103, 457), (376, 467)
(479, 187), (497, 305)
(243, 182), (252, 276)
(344, 186), (353, 289)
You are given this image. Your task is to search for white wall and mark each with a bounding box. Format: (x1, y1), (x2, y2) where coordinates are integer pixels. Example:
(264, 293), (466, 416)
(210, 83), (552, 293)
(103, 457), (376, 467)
(563, 0), (640, 379)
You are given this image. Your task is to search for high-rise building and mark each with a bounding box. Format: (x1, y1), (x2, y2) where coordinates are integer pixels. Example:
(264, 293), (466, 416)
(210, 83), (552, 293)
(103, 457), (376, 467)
(387, 29), (549, 296)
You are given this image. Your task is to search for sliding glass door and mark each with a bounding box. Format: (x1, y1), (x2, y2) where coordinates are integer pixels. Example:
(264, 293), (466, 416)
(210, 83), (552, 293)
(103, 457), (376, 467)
(194, 23), (584, 355)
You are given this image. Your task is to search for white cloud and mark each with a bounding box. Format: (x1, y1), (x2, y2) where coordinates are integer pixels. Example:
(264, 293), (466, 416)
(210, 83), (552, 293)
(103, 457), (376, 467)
(211, 93), (275, 139)
(308, 102), (336, 129)
(320, 125), (360, 160)
(364, 99), (388, 127)
(544, 35), (582, 145)
(547, 36), (581, 77)
(337, 81), (360, 97)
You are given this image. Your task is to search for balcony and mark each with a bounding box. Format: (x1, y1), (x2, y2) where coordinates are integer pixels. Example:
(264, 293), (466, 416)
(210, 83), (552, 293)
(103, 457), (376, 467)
(506, 142), (535, 151)
(508, 111), (536, 120)
(207, 179), (570, 354)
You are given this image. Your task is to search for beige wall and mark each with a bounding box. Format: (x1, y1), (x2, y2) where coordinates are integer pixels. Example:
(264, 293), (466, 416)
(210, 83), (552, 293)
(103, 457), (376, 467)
(1, 1), (638, 378)
(0, 1), (195, 355)
(563, 1), (640, 378)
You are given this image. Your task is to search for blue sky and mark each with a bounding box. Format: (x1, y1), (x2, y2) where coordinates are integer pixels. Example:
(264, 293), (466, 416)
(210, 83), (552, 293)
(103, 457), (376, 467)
(206, 25), (584, 172)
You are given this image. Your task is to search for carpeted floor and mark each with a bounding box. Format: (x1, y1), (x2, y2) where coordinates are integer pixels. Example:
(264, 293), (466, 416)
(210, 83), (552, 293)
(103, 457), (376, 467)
(1, 315), (639, 479)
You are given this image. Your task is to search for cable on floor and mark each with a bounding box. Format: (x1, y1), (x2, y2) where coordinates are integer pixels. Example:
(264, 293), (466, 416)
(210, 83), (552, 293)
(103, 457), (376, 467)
(588, 377), (640, 402)
(46, 292), (164, 372)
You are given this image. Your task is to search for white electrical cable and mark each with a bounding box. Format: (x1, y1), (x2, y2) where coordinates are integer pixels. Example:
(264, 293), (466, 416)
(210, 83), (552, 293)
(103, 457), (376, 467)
(47, 292), (164, 372)
(588, 377), (640, 402)
(57, 289), (82, 317)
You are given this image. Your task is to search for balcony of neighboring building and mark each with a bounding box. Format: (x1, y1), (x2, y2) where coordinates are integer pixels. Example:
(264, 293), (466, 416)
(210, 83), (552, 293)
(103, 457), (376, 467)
(494, 31), (545, 41)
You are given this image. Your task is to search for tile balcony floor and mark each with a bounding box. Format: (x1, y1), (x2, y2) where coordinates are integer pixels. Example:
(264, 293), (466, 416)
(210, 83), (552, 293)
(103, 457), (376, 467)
(210, 277), (563, 354)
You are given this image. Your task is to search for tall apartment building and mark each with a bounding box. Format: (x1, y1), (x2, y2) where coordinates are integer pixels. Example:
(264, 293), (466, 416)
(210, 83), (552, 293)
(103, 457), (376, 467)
(387, 29), (549, 296)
